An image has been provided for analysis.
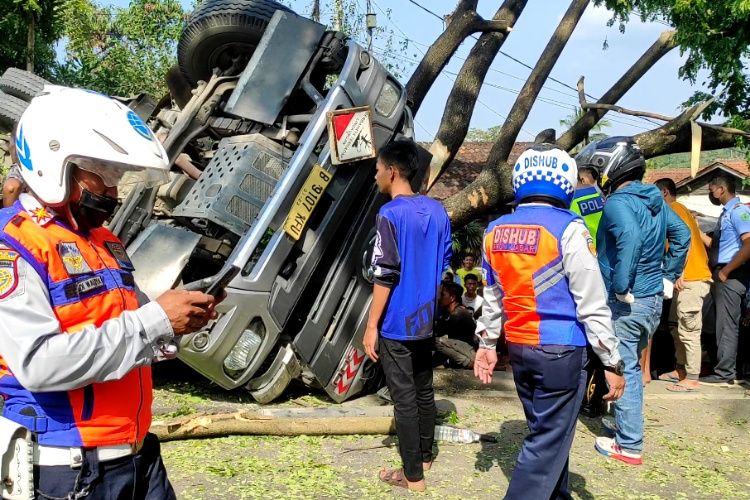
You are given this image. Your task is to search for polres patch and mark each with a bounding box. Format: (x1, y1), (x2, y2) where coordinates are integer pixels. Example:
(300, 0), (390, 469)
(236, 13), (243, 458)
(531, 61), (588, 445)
(0, 250), (20, 299)
(58, 242), (93, 276)
(127, 111), (153, 141)
(492, 225), (540, 255)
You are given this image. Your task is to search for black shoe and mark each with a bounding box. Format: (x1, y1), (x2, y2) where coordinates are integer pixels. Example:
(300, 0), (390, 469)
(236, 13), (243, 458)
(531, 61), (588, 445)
(579, 402), (605, 418)
(698, 375), (735, 386)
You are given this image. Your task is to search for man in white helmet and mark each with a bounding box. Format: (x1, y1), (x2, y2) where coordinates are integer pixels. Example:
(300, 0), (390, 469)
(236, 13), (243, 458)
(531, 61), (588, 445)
(473, 144), (624, 500)
(0, 87), (216, 499)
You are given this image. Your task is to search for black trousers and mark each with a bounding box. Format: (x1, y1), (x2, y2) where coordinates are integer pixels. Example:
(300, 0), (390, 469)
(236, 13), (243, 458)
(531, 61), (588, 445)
(712, 273), (747, 381)
(379, 337), (435, 482)
(34, 433), (176, 500)
(506, 344), (587, 500)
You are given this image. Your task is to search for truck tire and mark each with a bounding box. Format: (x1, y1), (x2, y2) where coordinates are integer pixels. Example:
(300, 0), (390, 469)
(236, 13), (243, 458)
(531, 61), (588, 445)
(0, 68), (49, 102)
(177, 0), (294, 86)
(0, 91), (29, 131)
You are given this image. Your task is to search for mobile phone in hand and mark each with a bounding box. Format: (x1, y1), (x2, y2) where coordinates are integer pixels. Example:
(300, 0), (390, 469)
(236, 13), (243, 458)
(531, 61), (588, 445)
(183, 265), (240, 297)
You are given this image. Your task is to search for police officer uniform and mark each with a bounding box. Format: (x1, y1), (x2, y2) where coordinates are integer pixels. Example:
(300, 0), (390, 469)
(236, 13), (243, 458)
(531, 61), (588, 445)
(708, 196), (750, 382)
(570, 184), (607, 416)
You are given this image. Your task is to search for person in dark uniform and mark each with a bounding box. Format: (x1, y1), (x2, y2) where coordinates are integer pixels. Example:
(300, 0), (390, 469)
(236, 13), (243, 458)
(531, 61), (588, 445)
(474, 144), (624, 499)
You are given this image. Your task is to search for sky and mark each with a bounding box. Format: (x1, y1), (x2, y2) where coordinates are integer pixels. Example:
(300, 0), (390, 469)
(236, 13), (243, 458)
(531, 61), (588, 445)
(104, 0), (718, 142)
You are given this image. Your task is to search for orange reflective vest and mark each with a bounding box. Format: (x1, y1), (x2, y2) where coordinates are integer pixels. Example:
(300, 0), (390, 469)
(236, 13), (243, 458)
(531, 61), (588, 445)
(0, 206), (151, 447)
(483, 205), (587, 347)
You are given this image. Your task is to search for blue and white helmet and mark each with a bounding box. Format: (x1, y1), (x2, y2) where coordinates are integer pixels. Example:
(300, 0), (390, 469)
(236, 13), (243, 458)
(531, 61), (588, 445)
(512, 144), (577, 207)
(14, 86), (169, 207)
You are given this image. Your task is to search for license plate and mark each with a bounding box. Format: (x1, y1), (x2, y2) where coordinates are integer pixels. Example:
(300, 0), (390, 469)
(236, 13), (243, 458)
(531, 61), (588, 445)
(283, 164), (333, 240)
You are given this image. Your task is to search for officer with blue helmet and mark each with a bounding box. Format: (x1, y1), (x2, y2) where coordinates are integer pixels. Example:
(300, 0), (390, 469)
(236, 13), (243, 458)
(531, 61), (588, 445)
(474, 143), (624, 499)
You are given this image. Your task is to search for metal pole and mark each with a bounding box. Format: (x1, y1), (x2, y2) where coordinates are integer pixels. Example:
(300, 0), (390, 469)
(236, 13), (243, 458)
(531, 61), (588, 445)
(365, 0), (376, 52)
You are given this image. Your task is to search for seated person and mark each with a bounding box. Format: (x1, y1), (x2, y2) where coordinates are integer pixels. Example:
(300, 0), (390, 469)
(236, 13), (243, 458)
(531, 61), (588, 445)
(2, 163), (25, 208)
(461, 273), (486, 319)
(434, 282), (477, 368)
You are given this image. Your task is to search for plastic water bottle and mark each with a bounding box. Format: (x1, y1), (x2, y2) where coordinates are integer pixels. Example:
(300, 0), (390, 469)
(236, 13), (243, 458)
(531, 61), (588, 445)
(434, 425), (481, 444)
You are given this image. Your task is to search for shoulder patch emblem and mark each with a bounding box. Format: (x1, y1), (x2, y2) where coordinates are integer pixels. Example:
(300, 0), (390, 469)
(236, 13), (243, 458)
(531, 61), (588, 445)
(58, 242), (92, 276)
(741, 212), (750, 222)
(0, 250), (20, 299)
(104, 241), (134, 271)
(27, 206), (53, 226)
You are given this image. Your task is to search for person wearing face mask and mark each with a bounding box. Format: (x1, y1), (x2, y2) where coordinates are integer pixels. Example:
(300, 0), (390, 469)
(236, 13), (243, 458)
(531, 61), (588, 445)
(0, 86), (217, 499)
(698, 174), (750, 386)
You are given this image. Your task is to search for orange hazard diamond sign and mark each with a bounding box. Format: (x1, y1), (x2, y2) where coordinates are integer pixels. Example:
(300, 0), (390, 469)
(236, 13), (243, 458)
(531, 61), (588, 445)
(326, 106), (376, 165)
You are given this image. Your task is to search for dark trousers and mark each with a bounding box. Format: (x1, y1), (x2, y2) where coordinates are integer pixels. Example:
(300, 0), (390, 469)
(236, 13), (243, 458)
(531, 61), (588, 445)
(506, 344), (587, 500)
(712, 273), (747, 381)
(34, 433), (176, 500)
(379, 337), (435, 482)
(581, 346), (606, 417)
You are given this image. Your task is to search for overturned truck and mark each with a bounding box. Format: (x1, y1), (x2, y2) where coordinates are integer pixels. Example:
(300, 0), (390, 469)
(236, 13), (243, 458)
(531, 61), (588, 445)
(0, 0), (420, 403)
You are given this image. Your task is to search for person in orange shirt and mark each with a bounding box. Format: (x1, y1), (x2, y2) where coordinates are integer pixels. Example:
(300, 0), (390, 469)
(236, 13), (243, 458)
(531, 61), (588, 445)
(655, 178), (712, 391)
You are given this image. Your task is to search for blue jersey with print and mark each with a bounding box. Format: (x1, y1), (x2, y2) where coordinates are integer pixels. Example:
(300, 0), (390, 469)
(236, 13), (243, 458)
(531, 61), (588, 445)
(718, 197), (750, 264)
(370, 195), (452, 341)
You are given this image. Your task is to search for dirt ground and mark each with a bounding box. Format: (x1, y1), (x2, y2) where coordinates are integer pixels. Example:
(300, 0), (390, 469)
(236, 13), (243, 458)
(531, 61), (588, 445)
(152, 362), (750, 499)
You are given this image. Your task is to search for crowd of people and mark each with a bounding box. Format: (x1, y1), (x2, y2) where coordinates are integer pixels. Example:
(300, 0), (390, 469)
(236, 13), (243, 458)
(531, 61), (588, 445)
(365, 136), (750, 497)
(1, 86), (749, 499)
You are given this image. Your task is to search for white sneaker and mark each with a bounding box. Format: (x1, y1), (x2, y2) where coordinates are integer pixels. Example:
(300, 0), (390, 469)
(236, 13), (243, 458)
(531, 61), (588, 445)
(595, 436), (642, 465)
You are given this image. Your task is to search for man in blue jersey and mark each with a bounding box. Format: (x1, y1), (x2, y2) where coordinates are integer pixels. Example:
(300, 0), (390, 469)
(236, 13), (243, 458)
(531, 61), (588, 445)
(363, 139), (452, 492)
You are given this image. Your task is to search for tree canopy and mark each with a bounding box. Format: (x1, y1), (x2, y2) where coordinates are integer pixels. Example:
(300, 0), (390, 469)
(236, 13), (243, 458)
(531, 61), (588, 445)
(0, 0), (65, 76)
(53, 0), (185, 97)
(597, 0), (750, 120)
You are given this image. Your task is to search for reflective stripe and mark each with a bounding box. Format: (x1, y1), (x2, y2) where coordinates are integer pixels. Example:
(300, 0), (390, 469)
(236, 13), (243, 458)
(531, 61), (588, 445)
(532, 261), (563, 288)
(534, 270), (565, 296)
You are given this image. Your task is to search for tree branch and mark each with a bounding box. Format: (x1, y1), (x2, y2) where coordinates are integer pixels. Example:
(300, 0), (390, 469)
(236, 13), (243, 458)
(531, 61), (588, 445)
(557, 30), (677, 151)
(475, 19), (512, 33)
(423, 0), (528, 188)
(577, 77), (750, 138)
(635, 113), (750, 158)
(442, 0), (590, 227)
(405, 0), (481, 114)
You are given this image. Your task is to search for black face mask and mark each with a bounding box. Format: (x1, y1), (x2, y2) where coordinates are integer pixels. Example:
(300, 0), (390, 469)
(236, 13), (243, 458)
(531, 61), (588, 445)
(708, 191), (722, 206)
(72, 188), (118, 231)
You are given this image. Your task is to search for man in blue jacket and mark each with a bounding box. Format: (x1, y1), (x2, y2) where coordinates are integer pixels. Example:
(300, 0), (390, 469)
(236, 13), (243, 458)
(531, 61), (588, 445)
(577, 137), (689, 465)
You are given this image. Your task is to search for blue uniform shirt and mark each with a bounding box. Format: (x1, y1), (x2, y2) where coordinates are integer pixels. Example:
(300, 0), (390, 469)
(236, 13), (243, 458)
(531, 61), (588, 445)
(370, 194), (452, 341)
(718, 197), (750, 264)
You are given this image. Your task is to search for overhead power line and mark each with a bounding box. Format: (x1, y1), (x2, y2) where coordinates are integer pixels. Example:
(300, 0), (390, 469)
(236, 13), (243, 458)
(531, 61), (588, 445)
(401, 0), (664, 128)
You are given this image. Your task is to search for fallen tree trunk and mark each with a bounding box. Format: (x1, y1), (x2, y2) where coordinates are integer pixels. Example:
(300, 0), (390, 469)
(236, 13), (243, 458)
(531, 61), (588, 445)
(442, 0), (589, 226)
(424, 0), (528, 188)
(151, 407), (397, 442)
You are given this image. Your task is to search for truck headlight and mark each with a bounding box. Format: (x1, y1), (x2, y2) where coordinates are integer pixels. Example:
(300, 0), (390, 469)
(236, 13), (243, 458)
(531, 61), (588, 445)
(223, 319), (265, 378)
(375, 80), (400, 117)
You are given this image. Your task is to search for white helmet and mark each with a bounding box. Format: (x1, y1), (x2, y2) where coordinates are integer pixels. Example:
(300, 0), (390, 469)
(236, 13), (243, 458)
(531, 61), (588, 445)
(14, 86), (169, 206)
(512, 144), (578, 207)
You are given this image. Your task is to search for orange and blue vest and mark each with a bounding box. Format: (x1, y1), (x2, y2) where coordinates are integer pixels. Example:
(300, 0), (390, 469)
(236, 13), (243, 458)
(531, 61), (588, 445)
(0, 204), (151, 447)
(483, 205), (586, 347)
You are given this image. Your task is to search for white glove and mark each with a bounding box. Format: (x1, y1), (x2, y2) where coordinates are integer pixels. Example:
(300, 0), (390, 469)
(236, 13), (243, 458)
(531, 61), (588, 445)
(615, 291), (635, 304)
(662, 278), (674, 299)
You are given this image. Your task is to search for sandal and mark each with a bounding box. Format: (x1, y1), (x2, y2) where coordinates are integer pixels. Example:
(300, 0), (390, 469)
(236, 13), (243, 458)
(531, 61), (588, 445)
(378, 468), (425, 491)
(379, 468), (409, 489)
(657, 372), (679, 382)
